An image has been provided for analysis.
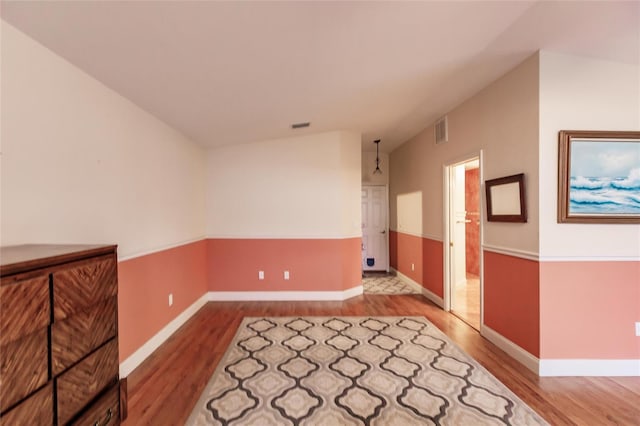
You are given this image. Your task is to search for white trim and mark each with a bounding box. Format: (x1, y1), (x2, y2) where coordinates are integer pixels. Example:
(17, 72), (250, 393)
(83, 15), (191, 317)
(539, 359), (640, 377)
(482, 244), (539, 261)
(422, 287), (444, 308)
(207, 285), (363, 302)
(481, 325), (539, 374)
(117, 236), (206, 262)
(443, 162), (451, 312)
(119, 293), (208, 377)
(394, 269), (444, 308)
(445, 151), (485, 169)
(205, 234), (362, 240)
(538, 255), (640, 262)
(396, 271), (424, 294)
(388, 229), (444, 242)
(481, 245), (639, 262)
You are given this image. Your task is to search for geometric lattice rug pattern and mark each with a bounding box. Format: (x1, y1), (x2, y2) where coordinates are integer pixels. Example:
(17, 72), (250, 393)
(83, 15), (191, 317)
(362, 274), (421, 295)
(187, 317), (547, 425)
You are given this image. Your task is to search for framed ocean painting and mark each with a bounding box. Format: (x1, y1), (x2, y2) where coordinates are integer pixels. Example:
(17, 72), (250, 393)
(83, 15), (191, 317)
(558, 130), (640, 223)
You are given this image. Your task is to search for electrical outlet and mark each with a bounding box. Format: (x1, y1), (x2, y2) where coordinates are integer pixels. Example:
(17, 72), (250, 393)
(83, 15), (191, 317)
(259, 270), (265, 280)
(168, 293), (173, 306)
(411, 263), (415, 271)
(636, 322), (640, 336)
(284, 271), (290, 280)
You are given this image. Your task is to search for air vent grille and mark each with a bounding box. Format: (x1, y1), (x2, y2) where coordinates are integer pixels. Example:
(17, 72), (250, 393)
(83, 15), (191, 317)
(291, 122), (310, 129)
(435, 116), (448, 144)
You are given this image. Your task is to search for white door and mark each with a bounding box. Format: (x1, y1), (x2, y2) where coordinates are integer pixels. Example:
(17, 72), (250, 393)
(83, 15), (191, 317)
(362, 186), (388, 271)
(453, 164), (467, 287)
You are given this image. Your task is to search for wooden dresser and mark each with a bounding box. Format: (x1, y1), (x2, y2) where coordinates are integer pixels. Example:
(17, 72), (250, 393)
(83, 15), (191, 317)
(0, 244), (124, 425)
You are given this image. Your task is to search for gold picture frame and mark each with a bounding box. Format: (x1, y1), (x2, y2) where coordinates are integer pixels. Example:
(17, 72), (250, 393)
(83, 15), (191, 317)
(558, 130), (640, 224)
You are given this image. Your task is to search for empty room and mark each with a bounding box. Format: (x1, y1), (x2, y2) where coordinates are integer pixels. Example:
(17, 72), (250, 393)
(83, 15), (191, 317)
(1, 1), (638, 425)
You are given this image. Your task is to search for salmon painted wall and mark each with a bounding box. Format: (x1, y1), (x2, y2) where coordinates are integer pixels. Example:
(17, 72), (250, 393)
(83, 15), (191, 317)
(540, 261), (640, 359)
(422, 238), (444, 298)
(389, 231), (443, 298)
(391, 232), (422, 284)
(207, 238), (362, 292)
(537, 52), (640, 364)
(465, 168), (480, 276)
(389, 230), (398, 271)
(484, 251), (540, 357)
(205, 132), (362, 294)
(118, 240), (208, 361)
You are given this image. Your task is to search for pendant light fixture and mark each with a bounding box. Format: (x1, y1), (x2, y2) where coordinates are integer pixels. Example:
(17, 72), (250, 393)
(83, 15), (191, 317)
(373, 139), (382, 174)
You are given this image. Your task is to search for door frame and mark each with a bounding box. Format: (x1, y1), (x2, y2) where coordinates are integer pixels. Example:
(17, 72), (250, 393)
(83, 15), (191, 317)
(442, 151), (484, 330)
(361, 184), (390, 272)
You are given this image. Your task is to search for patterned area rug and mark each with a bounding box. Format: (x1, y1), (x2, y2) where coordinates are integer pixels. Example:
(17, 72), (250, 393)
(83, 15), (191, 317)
(187, 317), (547, 425)
(362, 274), (420, 295)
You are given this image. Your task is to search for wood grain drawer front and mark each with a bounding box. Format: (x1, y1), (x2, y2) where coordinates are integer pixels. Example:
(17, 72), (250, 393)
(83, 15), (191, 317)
(0, 328), (49, 412)
(0, 382), (53, 426)
(70, 384), (120, 426)
(0, 275), (49, 346)
(52, 297), (118, 375)
(57, 339), (119, 425)
(53, 255), (117, 320)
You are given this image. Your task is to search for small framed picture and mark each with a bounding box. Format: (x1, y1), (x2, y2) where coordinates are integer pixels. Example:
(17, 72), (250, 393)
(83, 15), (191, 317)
(558, 130), (640, 223)
(485, 173), (527, 222)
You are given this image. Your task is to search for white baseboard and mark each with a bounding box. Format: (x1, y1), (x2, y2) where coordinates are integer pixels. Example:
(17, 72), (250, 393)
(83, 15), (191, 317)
(422, 287), (444, 308)
(393, 269), (444, 308)
(402, 275), (425, 293)
(481, 324), (539, 374)
(207, 285), (363, 302)
(119, 293), (209, 377)
(482, 325), (640, 376)
(539, 359), (640, 377)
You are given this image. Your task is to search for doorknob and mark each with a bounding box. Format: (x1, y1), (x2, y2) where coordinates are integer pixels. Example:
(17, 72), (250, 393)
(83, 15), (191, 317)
(380, 230), (386, 234)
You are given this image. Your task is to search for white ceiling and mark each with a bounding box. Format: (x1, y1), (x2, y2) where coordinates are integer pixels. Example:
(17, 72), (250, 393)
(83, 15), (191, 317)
(1, 1), (638, 153)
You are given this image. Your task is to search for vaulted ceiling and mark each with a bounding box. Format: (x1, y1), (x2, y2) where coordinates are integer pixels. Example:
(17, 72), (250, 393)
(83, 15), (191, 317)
(2, 1), (638, 152)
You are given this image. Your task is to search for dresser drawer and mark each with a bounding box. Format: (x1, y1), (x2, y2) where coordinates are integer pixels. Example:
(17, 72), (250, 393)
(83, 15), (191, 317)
(57, 339), (119, 425)
(52, 297), (118, 375)
(70, 384), (120, 426)
(0, 328), (49, 412)
(53, 255), (117, 320)
(0, 274), (49, 345)
(0, 382), (53, 426)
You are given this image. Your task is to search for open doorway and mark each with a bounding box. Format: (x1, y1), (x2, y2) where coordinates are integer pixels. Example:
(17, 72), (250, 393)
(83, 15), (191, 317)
(445, 157), (481, 330)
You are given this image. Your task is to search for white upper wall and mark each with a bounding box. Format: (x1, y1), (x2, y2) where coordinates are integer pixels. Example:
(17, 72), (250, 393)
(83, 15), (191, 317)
(206, 131), (362, 239)
(539, 51), (640, 259)
(362, 151), (389, 186)
(390, 53), (540, 252)
(0, 22), (207, 259)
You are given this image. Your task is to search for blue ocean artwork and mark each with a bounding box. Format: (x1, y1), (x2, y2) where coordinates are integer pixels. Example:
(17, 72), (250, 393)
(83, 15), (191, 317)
(569, 140), (640, 215)
(570, 173), (640, 214)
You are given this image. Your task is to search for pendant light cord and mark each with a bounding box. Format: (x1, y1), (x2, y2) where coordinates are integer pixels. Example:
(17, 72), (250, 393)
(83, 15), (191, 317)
(374, 139), (382, 174)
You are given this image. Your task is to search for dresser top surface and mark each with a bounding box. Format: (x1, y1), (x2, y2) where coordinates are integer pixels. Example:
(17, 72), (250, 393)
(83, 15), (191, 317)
(0, 244), (117, 277)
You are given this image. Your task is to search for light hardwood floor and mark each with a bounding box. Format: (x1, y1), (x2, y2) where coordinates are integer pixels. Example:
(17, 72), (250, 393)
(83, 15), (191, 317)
(452, 274), (481, 330)
(123, 295), (640, 425)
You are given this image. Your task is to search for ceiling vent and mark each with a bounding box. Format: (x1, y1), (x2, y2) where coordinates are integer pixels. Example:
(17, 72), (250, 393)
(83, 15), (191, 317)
(291, 122), (310, 129)
(435, 116), (448, 144)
